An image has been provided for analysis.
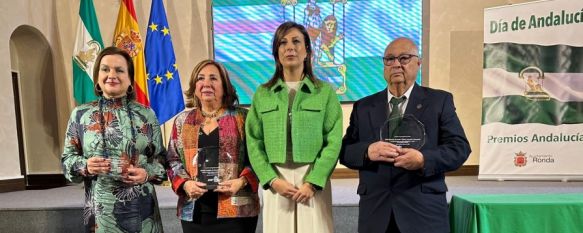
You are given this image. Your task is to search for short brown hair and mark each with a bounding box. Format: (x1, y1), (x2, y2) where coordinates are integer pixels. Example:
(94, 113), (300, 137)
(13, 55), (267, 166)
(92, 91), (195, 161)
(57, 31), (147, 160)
(184, 60), (239, 108)
(92, 46), (135, 100)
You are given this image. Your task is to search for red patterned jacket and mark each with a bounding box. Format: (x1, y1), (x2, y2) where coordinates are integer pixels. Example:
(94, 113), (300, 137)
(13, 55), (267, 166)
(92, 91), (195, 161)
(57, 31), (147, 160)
(166, 107), (259, 221)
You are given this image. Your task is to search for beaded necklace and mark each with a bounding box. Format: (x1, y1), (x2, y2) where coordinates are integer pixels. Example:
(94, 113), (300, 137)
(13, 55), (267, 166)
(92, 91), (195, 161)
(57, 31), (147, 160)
(200, 108), (223, 127)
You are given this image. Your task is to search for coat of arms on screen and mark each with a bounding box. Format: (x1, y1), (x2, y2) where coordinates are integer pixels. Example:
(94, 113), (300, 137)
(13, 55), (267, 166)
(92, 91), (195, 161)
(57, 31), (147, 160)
(282, 0), (349, 94)
(514, 151), (528, 167)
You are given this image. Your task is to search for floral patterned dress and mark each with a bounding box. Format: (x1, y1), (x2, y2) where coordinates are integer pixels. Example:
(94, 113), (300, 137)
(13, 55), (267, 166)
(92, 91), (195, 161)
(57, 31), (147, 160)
(61, 97), (166, 233)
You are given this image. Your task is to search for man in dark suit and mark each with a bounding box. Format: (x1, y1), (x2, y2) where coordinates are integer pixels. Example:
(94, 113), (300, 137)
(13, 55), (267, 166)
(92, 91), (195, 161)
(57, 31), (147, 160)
(340, 37), (471, 233)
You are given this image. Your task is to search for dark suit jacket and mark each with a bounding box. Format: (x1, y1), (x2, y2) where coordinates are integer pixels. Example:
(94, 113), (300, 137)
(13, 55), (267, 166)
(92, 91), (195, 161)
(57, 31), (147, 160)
(340, 84), (471, 233)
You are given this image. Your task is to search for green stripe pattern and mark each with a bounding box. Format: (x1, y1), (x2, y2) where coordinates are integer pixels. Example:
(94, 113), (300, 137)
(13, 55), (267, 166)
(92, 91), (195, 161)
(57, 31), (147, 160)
(483, 43), (583, 125)
(482, 95), (583, 125)
(484, 43), (583, 73)
(73, 0), (104, 104)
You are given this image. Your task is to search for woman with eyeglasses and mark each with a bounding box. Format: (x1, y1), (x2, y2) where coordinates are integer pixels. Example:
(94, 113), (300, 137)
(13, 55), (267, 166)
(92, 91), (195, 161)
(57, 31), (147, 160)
(61, 46), (166, 233)
(166, 60), (259, 233)
(246, 21), (343, 233)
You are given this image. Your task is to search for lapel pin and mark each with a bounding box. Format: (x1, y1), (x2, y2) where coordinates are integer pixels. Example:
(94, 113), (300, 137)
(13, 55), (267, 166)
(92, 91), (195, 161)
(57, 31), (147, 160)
(417, 104), (422, 109)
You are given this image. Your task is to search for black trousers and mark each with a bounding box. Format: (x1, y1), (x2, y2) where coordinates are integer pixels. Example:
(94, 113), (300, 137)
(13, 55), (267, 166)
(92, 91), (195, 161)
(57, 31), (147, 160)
(386, 211), (401, 233)
(181, 214), (258, 233)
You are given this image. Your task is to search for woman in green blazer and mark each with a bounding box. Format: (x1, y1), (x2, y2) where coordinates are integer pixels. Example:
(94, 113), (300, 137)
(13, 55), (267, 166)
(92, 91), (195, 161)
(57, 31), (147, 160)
(245, 21), (343, 233)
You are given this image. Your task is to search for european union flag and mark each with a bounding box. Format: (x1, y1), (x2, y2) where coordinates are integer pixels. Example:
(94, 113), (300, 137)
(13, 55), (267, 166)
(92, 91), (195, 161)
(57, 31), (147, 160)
(145, 0), (185, 123)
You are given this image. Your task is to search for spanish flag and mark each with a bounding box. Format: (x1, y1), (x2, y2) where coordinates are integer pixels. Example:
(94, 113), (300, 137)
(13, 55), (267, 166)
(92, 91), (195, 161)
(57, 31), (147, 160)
(113, 0), (149, 106)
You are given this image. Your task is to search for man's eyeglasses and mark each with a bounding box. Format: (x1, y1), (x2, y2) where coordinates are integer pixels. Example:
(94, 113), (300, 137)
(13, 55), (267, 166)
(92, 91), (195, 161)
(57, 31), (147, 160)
(382, 54), (419, 66)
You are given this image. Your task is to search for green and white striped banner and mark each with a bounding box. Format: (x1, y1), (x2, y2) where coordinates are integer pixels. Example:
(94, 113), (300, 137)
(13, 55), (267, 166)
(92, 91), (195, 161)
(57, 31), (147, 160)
(480, 0), (583, 181)
(73, 0), (103, 105)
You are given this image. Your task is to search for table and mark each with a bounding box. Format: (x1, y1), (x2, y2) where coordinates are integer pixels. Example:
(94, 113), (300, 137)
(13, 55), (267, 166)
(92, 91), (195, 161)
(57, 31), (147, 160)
(449, 193), (583, 233)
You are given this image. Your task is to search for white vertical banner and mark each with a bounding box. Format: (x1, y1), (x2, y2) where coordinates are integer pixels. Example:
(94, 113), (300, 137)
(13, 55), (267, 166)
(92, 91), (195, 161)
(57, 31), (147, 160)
(480, 0), (583, 181)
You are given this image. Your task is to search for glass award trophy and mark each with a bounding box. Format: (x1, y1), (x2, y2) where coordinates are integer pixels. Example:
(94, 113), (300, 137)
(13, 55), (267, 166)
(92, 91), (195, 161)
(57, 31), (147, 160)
(103, 145), (131, 181)
(109, 155), (130, 180)
(194, 146), (220, 190)
(379, 114), (426, 149)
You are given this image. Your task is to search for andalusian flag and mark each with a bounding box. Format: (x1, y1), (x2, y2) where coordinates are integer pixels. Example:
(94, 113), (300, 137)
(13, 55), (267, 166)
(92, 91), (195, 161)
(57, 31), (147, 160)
(145, 0), (185, 123)
(480, 42), (583, 178)
(73, 0), (103, 105)
(482, 43), (583, 126)
(113, 0), (149, 106)
(480, 0), (583, 180)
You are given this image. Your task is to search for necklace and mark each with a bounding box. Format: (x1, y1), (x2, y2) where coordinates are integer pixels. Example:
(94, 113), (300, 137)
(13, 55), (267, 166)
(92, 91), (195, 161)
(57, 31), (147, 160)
(201, 109), (219, 118)
(200, 108), (223, 127)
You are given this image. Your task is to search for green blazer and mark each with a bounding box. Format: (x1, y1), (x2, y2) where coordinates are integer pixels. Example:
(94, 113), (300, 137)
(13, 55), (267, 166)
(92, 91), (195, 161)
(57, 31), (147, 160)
(246, 78), (343, 189)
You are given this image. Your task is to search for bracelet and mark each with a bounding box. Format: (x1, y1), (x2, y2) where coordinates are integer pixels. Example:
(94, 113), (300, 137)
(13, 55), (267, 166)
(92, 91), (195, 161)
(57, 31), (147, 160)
(143, 173), (150, 184)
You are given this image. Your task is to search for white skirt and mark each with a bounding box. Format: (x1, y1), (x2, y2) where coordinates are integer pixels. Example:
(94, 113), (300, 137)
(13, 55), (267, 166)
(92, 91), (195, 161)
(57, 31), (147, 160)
(261, 162), (334, 233)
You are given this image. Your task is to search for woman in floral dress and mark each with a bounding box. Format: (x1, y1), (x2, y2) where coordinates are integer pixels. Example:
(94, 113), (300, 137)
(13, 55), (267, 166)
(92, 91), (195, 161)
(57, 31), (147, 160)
(61, 46), (166, 233)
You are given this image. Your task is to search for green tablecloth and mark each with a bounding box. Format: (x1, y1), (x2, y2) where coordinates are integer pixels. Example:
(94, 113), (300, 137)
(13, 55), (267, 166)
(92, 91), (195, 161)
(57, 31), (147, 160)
(449, 193), (583, 233)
